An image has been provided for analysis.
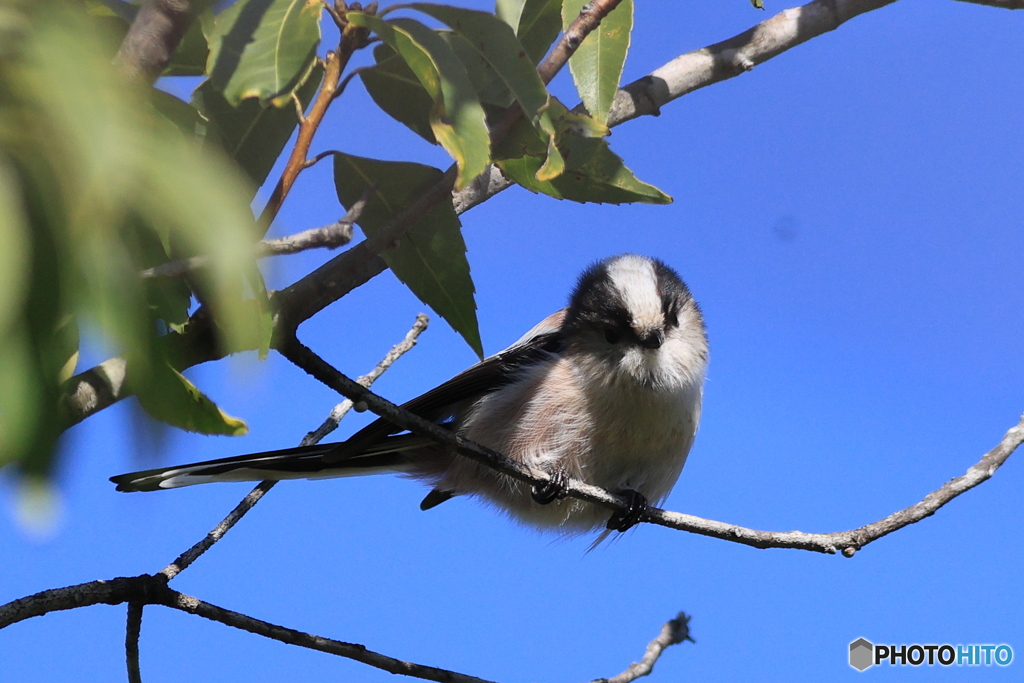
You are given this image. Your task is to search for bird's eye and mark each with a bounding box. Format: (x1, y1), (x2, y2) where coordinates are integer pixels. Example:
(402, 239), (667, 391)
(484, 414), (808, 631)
(604, 328), (620, 344)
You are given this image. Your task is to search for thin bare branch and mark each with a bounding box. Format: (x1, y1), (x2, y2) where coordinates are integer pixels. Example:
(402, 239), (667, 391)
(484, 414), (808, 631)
(594, 613), (693, 683)
(279, 336), (1024, 556)
(159, 588), (498, 683)
(955, 0), (1022, 7)
(114, 0), (196, 83)
(538, 0), (624, 83)
(126, 602), (144, 683)
(0, 577), (496, 683)
(157, 312), (426, 579)
(302, 313), (429, 446)
(139, 186), (373, 280)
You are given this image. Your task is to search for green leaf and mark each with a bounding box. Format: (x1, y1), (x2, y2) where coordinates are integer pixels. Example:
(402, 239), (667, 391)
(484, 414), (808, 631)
(207, 0), (321, 106)
(750, 0), (765, 8)
(562, 0), (632, 126)
(497, 99), (670, 204)
(408, 4), (548, 125)
(193, 63), (324, 191)
(361, 44), (438, 144)
(440, 31), (514, 108)
(509, 0), (563, 65)
(133, 361), (248, 435)
(347, 13), (489, 191)
(149, 89), (205, 136)
(0, 1), (265, 477)
(332, 153), (482, 357)
(164, 10), (213, 76)
(408, 4), (569, 182)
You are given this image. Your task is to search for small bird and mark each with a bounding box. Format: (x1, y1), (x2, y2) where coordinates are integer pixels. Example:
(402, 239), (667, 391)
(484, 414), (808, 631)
(111, 254), (709, 536)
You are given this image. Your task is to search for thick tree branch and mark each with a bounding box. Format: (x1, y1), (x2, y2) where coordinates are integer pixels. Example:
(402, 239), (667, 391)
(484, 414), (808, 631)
(279, 336), (1024, 557)
(594, 613), (693, 683)
(114, 0), (199, 83)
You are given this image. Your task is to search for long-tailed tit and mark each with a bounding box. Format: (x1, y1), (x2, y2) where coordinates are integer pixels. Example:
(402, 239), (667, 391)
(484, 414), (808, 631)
(111, 254), (709, 535)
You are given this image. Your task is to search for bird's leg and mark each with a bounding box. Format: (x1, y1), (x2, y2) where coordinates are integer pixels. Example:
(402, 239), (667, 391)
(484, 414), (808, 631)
(606, 489), (649, 532)
(531, 468), (568, 505)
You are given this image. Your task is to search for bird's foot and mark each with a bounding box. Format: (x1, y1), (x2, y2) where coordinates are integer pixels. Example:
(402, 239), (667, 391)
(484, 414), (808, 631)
(606, 489), (648, 532)
(531, 469), (568, 505)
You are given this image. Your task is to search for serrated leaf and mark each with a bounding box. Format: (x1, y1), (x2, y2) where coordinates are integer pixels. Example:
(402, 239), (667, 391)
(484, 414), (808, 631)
(333, 153), (482, 357)
(408, 4), (547, 124)
(409, 4), (571, 183)
(207, 0), (321, 106)
(440, 31), (513, 108)
(347, 13), (489, 190)
(193, 63), (323, 191)
(133, 361), (248, 435)
(563, 0), (632, 126)
(512, 0), (563, 65)
(497, 99), (670, 204)
(361, 44), (437, 143)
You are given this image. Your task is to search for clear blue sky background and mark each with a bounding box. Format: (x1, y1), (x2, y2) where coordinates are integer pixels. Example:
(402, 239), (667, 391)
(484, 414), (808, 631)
(3, 1), (1022, 681)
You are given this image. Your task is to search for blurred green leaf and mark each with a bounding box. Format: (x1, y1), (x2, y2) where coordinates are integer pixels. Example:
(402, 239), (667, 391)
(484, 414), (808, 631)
(562, 0), (632, 125)
(360, 44), (437, 143)
(149, 89), (205, 136)
(751, 0), (765, 8)
(193, 62), (324, 191)
(333, 153), (482, 357)
(497, 0), (562, 65)
(207, 0), (321, 106)
(348, 13), (489, 190)
(0, 1), (264, 476)
(133, 361), (248, 435)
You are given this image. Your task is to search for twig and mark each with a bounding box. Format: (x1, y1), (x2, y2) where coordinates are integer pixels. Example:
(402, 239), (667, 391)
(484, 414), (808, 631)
(593, 613), (693, 683)
(279, 336), (1024, 556)
(0, 577), (496, 683)
(56, 0), (915, 426)
(159, 588), (497, 683)
(258, 22), (371, 230)
(156, 312), (426, 580)
(126, 602), (144, 683)
(302, 313), (429, 446)
(114, 0), (197, 83)
(139, 186), (373, 279)
(159, 480), (278, 581)
(539, 0), (623, 84)
(954, 0), (1022, 7)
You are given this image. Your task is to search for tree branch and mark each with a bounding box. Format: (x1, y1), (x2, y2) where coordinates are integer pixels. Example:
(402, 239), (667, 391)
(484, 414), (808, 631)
(954, 0), (1022, 8)
(114, 0), (198, 83)
(54, 0), (911, 431)
(594, 613), (693, 683)
(0, 576), (495, 683)
(157, 315), (427, 581)
(279, 336), (1024, 556)
(257, 21), (371, 231)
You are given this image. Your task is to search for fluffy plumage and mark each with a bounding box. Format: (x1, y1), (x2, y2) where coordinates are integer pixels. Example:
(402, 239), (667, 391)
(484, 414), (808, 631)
(111, 254), (709, 536)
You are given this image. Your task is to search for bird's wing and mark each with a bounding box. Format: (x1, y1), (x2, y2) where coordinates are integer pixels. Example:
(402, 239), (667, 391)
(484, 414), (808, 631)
(325, 309), (566, 461)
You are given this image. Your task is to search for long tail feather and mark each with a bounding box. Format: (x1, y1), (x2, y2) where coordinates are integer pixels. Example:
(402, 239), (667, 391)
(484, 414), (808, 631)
(109, 435), (432, 492)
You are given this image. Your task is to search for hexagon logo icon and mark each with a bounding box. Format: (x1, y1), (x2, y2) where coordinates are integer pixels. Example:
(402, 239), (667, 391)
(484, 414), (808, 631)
(850, 638), (874, 671)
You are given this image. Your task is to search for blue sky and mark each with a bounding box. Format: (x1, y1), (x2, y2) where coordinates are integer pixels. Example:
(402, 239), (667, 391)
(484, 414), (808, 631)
(3, 1), (1023, 681)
